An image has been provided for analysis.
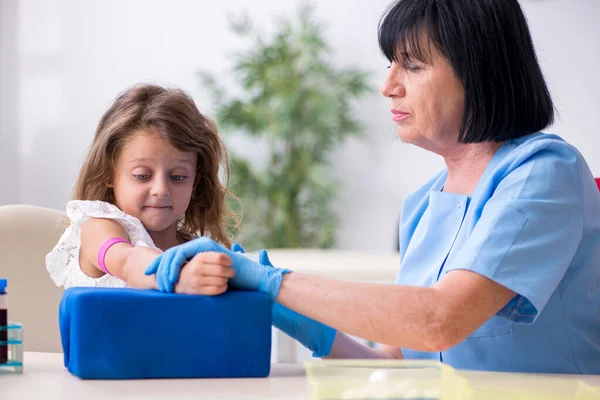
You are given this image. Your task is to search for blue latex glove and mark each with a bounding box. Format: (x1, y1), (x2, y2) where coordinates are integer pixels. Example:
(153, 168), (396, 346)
(144, 237), (290, 298)
(232, 244), (336, 358)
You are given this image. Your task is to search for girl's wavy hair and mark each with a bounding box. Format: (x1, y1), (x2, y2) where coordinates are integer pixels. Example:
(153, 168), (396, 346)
(73, 83), (240, 247)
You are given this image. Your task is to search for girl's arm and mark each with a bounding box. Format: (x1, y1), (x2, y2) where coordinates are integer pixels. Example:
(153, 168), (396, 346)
(80, 217), (159, 289)
(80, 218), (234, 294)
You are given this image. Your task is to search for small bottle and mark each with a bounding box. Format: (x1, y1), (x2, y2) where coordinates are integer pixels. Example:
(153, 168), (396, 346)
(0, 279), (7, 364)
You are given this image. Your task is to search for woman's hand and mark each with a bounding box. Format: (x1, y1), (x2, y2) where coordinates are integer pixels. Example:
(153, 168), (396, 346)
(232, 243), (336, 357)
(174, 252), (235, 295)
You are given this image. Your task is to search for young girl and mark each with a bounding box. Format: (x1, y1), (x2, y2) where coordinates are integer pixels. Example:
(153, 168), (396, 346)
(46, 84), (239, 295)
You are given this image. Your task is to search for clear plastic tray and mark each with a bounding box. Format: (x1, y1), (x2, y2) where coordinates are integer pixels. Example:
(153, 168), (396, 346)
(0, 322), (23, 374)
(304, 359), (600, 400)
(305, 359), (467, 399)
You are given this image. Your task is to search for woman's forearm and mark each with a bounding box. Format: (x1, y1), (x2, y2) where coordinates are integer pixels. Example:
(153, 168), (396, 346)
(277, 272), (443, 351)
(277, 270), (514, 353)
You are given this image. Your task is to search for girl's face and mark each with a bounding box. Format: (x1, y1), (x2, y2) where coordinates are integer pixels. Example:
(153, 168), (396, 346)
(111, 129), (197, 237)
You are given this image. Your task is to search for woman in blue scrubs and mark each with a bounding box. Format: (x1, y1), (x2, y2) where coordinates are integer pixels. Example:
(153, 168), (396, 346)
(147, 0), (600, 374)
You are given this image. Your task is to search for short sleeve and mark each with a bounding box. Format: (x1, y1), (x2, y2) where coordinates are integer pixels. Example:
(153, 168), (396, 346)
(444, 143), (584, 323)
(45, 200), (159, 289)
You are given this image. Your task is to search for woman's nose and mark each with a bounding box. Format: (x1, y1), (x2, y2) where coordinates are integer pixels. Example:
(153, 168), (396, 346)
(380, 63), (405, 98)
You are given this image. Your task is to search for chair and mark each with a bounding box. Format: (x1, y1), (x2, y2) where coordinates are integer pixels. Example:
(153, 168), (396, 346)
(0, 205), (68, 352)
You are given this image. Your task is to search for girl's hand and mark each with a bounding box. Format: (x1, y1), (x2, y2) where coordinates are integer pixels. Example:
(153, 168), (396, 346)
(144, 237), (225, 293)
(174, 252), (235, 295)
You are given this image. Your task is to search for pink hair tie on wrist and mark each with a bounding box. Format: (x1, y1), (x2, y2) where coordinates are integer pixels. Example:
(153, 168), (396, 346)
(98, 237), (131, 276)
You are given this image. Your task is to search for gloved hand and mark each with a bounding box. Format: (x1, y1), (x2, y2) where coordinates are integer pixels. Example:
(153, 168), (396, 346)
(144, 237), (290, 298)
(232, 243), (337, 358)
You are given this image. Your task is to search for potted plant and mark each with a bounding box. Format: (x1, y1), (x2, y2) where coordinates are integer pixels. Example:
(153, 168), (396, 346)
(200, 3), (371, 250)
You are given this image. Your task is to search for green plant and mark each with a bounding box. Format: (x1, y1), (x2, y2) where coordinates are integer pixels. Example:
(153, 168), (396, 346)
(200, 3), (371, 250)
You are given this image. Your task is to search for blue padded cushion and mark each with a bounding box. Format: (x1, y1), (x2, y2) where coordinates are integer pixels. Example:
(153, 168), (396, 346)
(59, 288), (272, 379)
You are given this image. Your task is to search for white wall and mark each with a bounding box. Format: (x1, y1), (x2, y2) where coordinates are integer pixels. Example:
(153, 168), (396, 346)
(0, 0), (20, 205)
(3, 0), (599, 251)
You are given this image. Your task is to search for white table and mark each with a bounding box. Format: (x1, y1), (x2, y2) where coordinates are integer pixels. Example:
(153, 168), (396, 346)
(3, 352), (308, 399)
(265, 249), (400, 363)
(2, 353), (599, 400)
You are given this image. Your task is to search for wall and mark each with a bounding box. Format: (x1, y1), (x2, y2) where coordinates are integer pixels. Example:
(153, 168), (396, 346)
(2, 0), (599, 251)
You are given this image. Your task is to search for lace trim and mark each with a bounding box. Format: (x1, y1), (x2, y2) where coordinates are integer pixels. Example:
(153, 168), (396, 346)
(45, 200), (159, 289)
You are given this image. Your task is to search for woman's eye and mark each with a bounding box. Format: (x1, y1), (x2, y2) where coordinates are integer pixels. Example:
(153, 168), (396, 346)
(134, 174), (150, 181)
(170, 175), (187, 182)
(405, 62), (421, 72)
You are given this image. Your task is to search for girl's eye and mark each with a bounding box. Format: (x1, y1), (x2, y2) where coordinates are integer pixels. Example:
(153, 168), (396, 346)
(134, 174), (150, 181)
(170, 175), (187, 182)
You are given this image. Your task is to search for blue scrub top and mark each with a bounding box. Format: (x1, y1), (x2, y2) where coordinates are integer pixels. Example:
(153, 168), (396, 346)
(397, 132), (600, 374)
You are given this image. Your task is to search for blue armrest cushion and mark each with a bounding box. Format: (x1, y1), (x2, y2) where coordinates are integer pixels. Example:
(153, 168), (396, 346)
(59, 288), (271, 379)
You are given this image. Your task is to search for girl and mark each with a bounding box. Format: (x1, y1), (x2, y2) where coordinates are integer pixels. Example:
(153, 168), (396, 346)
(46, 83), (239, 295)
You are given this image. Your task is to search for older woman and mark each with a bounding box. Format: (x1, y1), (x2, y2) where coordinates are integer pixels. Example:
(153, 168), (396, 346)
(147, 0), (599, 374)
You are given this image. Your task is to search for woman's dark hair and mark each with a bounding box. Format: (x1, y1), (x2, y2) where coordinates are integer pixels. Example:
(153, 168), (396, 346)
(378, 0), (554, 143)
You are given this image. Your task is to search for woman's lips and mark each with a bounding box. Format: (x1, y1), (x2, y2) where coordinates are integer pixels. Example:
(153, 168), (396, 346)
(391, 109), (409, 122)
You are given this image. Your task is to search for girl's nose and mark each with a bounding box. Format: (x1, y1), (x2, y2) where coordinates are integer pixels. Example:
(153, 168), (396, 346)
(150, 176), (170, 198)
